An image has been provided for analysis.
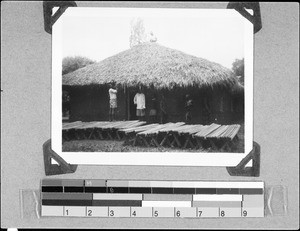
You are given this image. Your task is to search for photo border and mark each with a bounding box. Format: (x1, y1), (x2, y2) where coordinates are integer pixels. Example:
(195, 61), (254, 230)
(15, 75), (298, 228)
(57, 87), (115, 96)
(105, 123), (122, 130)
(52, 7), (253, 166)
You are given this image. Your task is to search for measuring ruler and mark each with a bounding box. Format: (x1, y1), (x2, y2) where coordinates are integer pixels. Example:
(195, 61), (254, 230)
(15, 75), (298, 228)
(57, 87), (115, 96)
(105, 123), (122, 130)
(41, 179), (264, 218)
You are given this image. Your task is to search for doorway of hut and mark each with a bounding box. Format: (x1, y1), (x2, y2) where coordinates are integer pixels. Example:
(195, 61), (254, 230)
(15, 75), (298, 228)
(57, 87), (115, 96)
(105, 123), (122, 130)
(128, 91), (138, 120)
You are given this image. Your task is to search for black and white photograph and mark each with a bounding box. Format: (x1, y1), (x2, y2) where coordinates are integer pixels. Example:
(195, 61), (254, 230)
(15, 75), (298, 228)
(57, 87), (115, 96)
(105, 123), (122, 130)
(52, 7), (253, 166)
(2, 2), (299, 229)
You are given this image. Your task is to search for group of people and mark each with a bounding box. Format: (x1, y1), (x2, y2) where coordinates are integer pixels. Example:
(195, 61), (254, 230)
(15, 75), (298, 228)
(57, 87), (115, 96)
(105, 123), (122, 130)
(108, 83), (193, 123)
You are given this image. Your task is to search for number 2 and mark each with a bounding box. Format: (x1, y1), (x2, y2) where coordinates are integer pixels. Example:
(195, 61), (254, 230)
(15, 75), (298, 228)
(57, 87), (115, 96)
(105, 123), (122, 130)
(88, 210), (92, 216)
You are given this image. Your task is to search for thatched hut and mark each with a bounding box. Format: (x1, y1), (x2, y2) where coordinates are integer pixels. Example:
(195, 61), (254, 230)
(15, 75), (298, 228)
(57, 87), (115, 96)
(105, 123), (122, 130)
(63, 42), (244, 124)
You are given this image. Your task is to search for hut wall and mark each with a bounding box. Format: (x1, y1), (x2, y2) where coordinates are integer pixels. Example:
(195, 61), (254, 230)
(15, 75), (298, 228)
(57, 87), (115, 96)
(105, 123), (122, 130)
(67, 85), (244, 125)
(231, 93), (244, 122)
(144, 86), (244, 125)
(69, 85), (127, 122)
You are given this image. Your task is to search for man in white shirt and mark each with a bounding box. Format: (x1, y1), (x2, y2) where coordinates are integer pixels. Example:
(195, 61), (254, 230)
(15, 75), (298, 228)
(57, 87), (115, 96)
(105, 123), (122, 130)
(108, 83), (117, 121)
(134, 86), (146, 121)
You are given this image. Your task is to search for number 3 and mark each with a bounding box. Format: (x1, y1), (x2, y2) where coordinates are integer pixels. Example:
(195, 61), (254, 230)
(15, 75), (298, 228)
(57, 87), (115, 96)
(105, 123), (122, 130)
(110, 210), (114, 216)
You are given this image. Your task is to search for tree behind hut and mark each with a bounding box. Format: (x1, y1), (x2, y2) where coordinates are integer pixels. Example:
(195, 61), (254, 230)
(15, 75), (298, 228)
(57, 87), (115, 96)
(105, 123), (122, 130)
(232, 58), (244, 85)
(129, 18), (147, 48)
(62, 56), (95, 75)
(62, 56), (95, 119)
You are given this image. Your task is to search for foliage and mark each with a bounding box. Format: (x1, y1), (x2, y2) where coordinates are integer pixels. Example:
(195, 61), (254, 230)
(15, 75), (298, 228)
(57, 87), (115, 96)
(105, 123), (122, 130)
(62, 90), (70, 102)
(62, 56), (96, 75)
(232, 58), (244, 85)
(129, 18), (147, 48)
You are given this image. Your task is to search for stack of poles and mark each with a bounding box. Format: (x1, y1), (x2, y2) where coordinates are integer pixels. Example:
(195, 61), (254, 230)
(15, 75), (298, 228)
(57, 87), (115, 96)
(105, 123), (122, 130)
(62, 121), (241, 151)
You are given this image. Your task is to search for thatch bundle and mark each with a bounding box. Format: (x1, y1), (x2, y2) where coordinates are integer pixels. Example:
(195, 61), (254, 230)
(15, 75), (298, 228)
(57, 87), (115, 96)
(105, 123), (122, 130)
(63, 42), (239, 89)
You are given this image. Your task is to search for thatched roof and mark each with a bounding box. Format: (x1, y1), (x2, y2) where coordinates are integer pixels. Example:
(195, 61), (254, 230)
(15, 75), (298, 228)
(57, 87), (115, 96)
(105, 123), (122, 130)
(63, 42), (240, 89)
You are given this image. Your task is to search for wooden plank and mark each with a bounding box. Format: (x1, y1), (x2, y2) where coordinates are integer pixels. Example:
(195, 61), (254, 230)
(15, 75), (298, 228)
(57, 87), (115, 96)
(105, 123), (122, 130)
(137, 123), (173, 135)
(62, 122), (85, 130)
(63, 122), (88, 131)
(207, 124), (241, 140)
(62, 121), (82, 129)
(169, 125), (195, 133)
(114, 120), (143, 129)
(228, 125), (241, 140)
(158, 122), (185, 133)
(225, 125), (237, 138)
(137, 125), (165, 135)
(109, 120), (138, 129)
(221, 125), (234, 137)
(76, 121), (102, 129)
(120, 123), (159, 133)
(123, 121), (146, 129)
(100, 121), (126, 129)
(73, 122), (97, 130)
(82, 121), (111, 129)
(91, 122), (113, 128)
(160, 134), (171, 147)
(180, 125), (206, 135)
(125, 124), (158, 133)
(115, 122), (147, 140)
(206, 125), (229, 138)
(194, 123), (221, 138)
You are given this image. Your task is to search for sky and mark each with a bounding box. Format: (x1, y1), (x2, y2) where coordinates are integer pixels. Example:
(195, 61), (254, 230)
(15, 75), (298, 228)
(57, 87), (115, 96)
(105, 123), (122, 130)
(60, 8), (247, 69)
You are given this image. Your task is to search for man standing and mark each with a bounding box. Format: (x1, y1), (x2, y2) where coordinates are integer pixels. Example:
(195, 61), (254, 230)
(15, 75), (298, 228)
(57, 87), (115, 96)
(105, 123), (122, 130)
(108, 83), (117, 121)
(185, 94), (193, 124)
(134, 86), (146, 121)
(149, 96), (158, 123)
